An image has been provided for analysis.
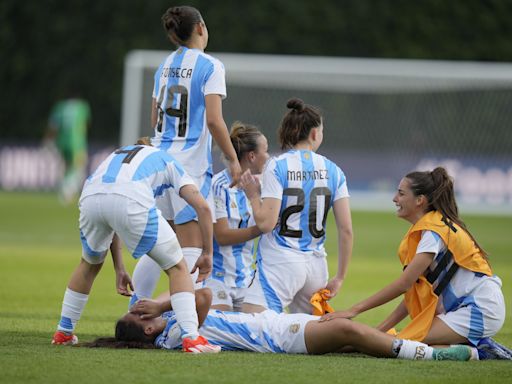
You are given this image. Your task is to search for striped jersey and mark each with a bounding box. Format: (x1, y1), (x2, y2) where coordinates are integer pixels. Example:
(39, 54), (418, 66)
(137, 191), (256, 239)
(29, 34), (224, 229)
(155, 309), (313, 353)
(151, 46), (226, 177)
(80, 145), (193, 208)
(418, 230), (502, 316)
(211, 169), (256, 288)
(259, 150), (349, 264)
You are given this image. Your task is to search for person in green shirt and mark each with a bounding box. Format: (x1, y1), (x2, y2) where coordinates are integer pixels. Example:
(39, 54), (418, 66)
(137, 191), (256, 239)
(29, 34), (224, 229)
(47, 98), (91, 204)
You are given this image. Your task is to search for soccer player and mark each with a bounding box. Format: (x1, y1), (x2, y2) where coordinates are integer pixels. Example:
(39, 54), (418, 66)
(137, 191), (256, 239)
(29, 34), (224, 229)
(46, 97), (90, 204)
(51, 143), (220, 353)
(89, 289), (483, 361)
(239, 98), (353, 314)
(320, 167), (510, 359)
(206, 122), (268, 311)
(130, 5), (242, 298)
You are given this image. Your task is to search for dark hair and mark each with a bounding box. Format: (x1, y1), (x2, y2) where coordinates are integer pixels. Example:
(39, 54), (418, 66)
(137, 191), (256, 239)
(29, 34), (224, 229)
(405, 167), (487, 257)
(229, 121), (264, 161)
(278, 98), (322, 150)
(162, 6), (203, 46)
(81, 318), (156, 349)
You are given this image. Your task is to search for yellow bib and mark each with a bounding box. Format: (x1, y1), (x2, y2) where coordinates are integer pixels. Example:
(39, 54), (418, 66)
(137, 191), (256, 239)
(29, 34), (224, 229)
(397, 211), (491, 341)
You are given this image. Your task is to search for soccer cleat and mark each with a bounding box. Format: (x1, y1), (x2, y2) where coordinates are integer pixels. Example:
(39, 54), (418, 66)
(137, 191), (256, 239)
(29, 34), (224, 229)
(432, 345), (474, 361)
(51, 331), (78, 345)
(182, 335), (221, 354)
(477, 338), (512, 360)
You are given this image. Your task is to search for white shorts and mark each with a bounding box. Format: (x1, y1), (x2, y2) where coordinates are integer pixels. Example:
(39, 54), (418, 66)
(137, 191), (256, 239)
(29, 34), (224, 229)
(244, 256), (328, 314)
(437, 276), (506, 346)
(79, 194), (182, 270)
(156, 173), (215, 225)
(201, 310), (316, 353)
(205, 278), (247, 311)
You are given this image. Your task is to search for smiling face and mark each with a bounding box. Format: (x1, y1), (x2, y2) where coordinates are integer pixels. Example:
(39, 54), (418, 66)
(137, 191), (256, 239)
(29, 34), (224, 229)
(392, 177), (427, 224)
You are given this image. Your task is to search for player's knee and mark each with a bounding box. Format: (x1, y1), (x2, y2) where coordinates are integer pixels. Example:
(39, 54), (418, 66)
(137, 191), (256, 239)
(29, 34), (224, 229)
(332, 318), (363, 338)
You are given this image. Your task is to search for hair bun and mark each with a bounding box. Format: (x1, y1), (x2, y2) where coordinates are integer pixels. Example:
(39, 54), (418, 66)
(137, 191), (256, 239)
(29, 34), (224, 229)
(287, 98), (305, 112)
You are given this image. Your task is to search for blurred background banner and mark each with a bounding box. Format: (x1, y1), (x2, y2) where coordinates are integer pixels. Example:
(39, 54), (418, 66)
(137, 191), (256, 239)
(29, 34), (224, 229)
(1, 0), (512, 213)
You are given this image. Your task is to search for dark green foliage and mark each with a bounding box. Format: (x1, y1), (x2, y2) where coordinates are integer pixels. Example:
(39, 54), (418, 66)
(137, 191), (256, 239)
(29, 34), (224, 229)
(2, 0), (512, 142)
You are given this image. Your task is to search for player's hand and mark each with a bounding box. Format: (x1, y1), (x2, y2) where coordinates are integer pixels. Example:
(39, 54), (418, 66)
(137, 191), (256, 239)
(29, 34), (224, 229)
(324, 276), (344, 298)
(191, 251), (212, 283)
(319, 308), (358, 322)
(239, 169), (261, 200)
(228, 159), (242, 188)
(115, 270), (134, 297)
(130, 299), (163, 319)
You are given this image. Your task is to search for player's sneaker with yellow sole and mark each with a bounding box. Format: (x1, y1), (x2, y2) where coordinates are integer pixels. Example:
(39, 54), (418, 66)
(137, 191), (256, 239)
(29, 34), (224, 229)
(182, 335), (221, 353)
(51, 330), (78, 345)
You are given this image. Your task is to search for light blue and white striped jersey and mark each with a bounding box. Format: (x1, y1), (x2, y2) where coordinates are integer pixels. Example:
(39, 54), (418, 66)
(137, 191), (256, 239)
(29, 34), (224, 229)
(419, 231), (502, 313)
(155, 309), (313, 353)
(211, 169), (256, 288)
(151, 46), (226, 177)
(259, 150), (349, 264)
(80, 145), (194, 208)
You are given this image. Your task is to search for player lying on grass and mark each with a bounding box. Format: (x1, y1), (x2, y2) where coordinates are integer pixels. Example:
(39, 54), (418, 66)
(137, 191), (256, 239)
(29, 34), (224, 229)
(85, 288), (481, 360)
(320, 167), (511, 360)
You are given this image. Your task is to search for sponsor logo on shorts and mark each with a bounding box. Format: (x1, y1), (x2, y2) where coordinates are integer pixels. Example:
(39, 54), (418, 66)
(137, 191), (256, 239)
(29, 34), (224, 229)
(217, 290), (227, 300)
(289, 323), (300, 334)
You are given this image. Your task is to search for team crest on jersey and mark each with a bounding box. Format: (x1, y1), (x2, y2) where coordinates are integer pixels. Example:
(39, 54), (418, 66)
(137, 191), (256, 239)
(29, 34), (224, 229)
(303, 152), (310, 160)
(289, 323), (300, 334)
(217, 290), (228, 300)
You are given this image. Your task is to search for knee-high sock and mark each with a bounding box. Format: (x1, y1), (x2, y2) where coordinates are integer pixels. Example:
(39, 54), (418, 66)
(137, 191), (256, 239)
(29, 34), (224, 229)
(131, 255), (161, 307)
(57, 288), (89, 333)
(182, 247), (202, 288)
(170, 291), (199, 340)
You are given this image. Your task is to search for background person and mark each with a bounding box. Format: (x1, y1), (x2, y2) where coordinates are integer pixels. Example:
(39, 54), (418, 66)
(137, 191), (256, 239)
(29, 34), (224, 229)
(45, 97), (90, 204)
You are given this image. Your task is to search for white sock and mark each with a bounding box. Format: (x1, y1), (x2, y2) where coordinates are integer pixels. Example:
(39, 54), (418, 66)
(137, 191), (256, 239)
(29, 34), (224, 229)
(132, 255), (161, 300)
(170, 291), (199, 340)
(396, 339), (434, 360)
(182, 247), (202, 288)
(57, 288), (89, 333)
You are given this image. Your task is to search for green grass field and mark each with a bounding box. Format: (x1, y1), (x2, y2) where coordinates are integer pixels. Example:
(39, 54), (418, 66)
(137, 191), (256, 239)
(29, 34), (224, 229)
(1, 191), (511, 383)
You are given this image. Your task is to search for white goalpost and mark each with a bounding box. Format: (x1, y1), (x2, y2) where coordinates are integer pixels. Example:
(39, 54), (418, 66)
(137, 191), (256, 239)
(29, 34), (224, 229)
(121, 51), (512, 214)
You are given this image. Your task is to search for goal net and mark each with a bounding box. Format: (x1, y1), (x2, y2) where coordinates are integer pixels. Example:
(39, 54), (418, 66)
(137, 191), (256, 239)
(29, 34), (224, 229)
(121, 51), (512, 213)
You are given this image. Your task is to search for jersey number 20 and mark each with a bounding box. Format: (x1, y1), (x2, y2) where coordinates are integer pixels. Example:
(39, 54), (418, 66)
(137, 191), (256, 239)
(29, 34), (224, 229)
(279, 187), (331, 238)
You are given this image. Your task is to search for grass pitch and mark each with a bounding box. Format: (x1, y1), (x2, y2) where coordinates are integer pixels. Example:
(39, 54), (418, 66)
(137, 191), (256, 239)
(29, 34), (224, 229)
(0, 191), (511, 383)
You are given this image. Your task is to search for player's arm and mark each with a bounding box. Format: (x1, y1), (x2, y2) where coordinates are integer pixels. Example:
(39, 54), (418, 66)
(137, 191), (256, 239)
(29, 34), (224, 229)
(325, 197), (353, 298)
(179, 184), (214, 282)
(131, 288), (212, 326)
(205, 94), (241, 187)
(151, 98), (158, 128)
(110, 233), (133, 297)
(214, 218), (261, 246)
(239, 170), (280, 233)
(376, 300), (409, 333)
(320, 252), (434, 321)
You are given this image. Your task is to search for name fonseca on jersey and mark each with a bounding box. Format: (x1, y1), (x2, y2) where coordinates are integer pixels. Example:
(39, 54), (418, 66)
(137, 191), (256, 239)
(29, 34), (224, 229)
(287, 169), (329, 182)
(161, 66), (193, 79)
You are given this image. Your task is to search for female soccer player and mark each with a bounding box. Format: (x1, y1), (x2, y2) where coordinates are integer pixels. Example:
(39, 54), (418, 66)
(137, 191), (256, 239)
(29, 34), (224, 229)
(88, 289), (479, 361)
(239, 98), (353, 314)
(320, 167), (510, 358)
(51, 143), (219, 353)
(131, 5), (242, 295)
(206, 121), (268, 310)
